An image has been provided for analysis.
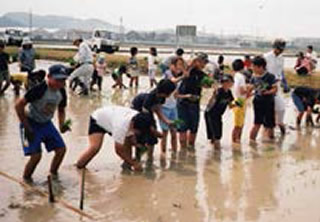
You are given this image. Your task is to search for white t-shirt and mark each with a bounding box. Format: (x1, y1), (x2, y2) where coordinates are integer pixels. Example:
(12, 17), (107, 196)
(91, 106), (138, 145)
(148, 55), (159, 70)
(75, 42), (93, 64)
(264, 51), (284, 81)
(233, 72), (246, 99)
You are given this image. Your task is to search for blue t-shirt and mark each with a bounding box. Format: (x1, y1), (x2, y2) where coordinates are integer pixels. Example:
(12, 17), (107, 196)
(251, 72), (276, 102)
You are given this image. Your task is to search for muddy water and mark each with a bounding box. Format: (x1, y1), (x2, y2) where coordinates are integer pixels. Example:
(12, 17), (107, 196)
(1, 60), (320, 222)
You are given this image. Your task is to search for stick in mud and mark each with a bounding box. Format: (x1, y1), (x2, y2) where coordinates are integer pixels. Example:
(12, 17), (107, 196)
(47, 175), (55, 203)
(80, 169), (85, 210)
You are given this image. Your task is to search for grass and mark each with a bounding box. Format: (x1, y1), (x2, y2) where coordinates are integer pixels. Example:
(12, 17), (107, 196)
(5, 46), (320, 88)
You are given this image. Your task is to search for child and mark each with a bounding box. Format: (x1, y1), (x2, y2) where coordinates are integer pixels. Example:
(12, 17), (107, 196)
(15, 65), (69, 181)
(292, 87), (320, 127)
(249, 56), (277, 142)
(231, 59), (249, 144)
(76, 106), (154, 171)
(91, 53), (106, 91)
(131, 79), (176, 162)
(160, 57), (187, 157)
(111, 65), (128, 89)
(205, 74), (237, 150)
(0, 39), (10, 95)
(148, 47), (160, 88)
(128, 47), (139, 88)
(177, 53), (209, 152)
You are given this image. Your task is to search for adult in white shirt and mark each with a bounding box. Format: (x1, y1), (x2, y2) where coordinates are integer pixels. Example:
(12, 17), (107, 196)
(264, 39), (286, 135)
(76, 106), (154, 171)
(306, 45), (318, 71)
(69, 38), (94, 95)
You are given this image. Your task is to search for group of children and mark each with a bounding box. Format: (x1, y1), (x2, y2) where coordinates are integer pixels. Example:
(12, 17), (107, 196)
(5, 39), (320, 179)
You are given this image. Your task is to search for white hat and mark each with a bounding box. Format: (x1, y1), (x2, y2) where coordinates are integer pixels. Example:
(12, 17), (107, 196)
(22, 37), (33, 45)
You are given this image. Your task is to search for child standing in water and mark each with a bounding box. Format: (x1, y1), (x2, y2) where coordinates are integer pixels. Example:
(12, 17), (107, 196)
(160, 57), (188, 157)
(249, 56), (277, 142)
(128, 47), (139, 88)
(205, 74), (237, 151)
(148, 47), (159, 88)
(91, 53), (106, 91)
(232, 59), (249, 144)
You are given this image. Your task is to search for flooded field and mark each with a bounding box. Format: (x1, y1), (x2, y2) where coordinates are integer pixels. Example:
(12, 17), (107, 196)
(1, 60), (320, 222)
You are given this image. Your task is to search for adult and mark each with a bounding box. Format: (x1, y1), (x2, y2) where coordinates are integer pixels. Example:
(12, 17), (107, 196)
(294, 52), (311, 76)
(264, 39), (287, 136)
(13, 37), (36, 96)
(15, 64), (69, 181)
(306, 45), (318, 71)
(69, 38), (94, 95)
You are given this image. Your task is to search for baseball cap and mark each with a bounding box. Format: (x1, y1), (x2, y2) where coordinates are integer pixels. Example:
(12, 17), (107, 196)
(48, 64), (68, 80)
(196, 52), (209, 63)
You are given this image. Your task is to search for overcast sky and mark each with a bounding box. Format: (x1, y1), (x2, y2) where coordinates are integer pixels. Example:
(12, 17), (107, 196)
(1, 0), (320, 38)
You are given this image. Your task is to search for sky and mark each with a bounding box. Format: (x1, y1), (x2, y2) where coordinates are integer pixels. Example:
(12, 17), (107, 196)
(1, 0), (320, 38)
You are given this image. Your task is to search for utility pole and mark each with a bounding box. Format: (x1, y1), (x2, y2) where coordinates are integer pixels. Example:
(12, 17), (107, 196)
(119, 16), (124, 44)
(29, 8), (33, 38)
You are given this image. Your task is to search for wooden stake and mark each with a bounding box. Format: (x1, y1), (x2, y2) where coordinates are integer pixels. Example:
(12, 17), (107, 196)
(47, 175), (55, 203)
(80, 169), (85, 210)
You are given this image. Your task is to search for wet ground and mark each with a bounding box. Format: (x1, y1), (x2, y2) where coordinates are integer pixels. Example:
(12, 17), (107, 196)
(1, 60), (320, 222)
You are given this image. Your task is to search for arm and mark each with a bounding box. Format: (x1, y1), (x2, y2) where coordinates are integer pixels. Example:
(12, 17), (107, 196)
(58, 106), (66, 132)
(15, 98), (31, 130)
(262, 84), (278, 95)
(153, 105), (172, 125)
(115, 142), (142, 171)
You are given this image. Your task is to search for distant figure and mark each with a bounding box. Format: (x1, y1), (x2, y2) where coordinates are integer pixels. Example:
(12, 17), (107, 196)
(91, 53), (106, 91)
(294, 52), (311, 76)
(306, 45), (318, 71)
(69, 38), (94, 95)
(148, 47), (160, 88)
(217, 55), (225, 73)
(160, 48), (185, 74)
(0, 38), (10, 95)
(243, 55), (253, 83)
(128, 47), (140, 88)
(13, 37), (36, 96)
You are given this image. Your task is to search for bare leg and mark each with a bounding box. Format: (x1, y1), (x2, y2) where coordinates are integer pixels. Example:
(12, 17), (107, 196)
(23, 153), (42, 180)
(188, 132), (197, 148)
(179, 132), (187, 150)
(170, 128), (178, 153)
(50, 147), (66, 176)
(250, 124), (261, 141)
(160, 130), (168, 154)
(76, 133), (104, 168)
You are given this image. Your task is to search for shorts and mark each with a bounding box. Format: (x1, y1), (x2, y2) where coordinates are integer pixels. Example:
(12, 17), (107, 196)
(292, 93), (305, 112)
(159, 106), (178, 131)
(88, 117), (111, 135)
(253, 98), (275, 128)
(177, 101), (200, 134)
(0, 70), (10, 82)
(233, 103), (246, 127)
(204, 111), (222, 140)
(19, 120), (66, 156)
(148, 68), (156, 80)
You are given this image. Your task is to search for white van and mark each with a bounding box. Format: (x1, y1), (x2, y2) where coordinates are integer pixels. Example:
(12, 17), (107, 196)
(88, 29), (120, 54)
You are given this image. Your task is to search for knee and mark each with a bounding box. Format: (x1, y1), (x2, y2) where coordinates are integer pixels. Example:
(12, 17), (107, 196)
(55, 147), (66, 156)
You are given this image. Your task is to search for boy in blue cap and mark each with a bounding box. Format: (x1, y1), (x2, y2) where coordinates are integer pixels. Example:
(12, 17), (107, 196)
(15, 64), (69, 181)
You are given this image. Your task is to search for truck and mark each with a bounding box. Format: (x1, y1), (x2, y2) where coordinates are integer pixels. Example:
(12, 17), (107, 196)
(88, 29), (120, 54)
(4, 28), (24, 46)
